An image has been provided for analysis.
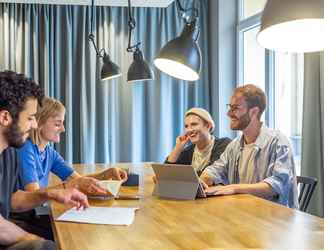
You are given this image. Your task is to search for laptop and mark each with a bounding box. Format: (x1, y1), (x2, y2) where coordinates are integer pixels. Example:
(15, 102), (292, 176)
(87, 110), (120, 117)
(151, 163), (207, 200)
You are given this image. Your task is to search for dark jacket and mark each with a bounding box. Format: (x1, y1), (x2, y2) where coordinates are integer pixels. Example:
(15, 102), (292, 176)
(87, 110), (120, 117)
(165, 137), (232, 175)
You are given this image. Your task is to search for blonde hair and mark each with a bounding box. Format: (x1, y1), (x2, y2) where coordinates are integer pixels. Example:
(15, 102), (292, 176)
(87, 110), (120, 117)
(30, 97), (65, 145)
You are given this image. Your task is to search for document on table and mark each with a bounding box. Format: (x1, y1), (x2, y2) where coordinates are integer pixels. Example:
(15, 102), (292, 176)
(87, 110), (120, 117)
(56, 206), (139, 226)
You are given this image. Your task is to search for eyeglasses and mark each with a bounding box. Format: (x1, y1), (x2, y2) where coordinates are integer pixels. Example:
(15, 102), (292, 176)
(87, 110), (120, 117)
(226, 104), (243, 113)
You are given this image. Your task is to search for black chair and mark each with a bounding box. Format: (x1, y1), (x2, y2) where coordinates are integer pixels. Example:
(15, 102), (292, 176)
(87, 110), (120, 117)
(296, 176), (317, 212)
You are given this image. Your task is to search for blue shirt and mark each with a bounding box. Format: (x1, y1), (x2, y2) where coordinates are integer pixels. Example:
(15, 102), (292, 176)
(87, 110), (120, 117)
(18, 139), (74, 189)
(203, 125), (299, 208)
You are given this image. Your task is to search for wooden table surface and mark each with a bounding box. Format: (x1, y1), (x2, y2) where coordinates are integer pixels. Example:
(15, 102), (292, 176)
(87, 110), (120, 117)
(49, 163), (324, 250)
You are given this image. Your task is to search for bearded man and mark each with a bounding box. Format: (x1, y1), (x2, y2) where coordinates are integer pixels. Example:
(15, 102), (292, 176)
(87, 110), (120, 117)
(200, 84), (298, 208)
(0, 71), (89, 250)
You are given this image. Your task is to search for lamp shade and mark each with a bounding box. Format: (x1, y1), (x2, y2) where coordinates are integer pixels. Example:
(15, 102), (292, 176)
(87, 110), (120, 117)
(101, 53), (122, 80)
(257, 0), (324, 53)
(154, 21), (201, 81)
(127, 49), (154, 83)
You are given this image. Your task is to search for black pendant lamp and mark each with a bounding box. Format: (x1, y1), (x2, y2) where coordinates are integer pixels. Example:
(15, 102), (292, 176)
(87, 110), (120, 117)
(154, 0), (201, 81)
(88, 0), (121, 81)
(126, 0), (154, 83)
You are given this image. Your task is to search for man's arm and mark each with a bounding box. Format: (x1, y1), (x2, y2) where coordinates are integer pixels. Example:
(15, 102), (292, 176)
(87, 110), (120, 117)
(11, 188), (89, 212)
(0, 214), (40, 246)
(200, 149), (230, 186)
(204, 182), (276, 199)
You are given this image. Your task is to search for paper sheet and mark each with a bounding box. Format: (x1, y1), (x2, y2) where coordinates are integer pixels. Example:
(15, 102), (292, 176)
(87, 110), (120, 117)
(97, 180), (123, 196)
(56, 206), (139, 226)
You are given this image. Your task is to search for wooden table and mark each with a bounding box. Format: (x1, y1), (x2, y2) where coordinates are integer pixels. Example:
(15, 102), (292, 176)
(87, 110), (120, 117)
(49, 163), (324, 250)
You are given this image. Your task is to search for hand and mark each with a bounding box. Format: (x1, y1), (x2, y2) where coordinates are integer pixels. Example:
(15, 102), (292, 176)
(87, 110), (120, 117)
(152, 175), (157, 184)
(19, 233), (42, 242)
(47, 188), (89, 209)
(199, 172), (214, 186)
(204, 185), (238, 196)
(102, 168), (128, 182)
(196, 180), (209, 198)
(70, 177), (108, 196)
(200, 179), (209, 190)
(175, 133), (190, 149)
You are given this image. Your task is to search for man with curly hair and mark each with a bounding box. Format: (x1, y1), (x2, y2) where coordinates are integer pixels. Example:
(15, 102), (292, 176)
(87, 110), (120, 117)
(0, 71), (89, 250)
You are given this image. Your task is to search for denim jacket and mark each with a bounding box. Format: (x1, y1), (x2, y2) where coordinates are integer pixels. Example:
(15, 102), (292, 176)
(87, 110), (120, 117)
(203, 125), (299, 208)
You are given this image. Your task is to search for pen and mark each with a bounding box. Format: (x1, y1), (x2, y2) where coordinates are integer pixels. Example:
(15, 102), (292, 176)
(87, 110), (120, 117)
(115, 195), (141, 200)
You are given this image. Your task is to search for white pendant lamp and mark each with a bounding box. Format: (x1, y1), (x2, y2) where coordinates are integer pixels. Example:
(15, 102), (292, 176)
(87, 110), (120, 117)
(257, 0), (324, 53)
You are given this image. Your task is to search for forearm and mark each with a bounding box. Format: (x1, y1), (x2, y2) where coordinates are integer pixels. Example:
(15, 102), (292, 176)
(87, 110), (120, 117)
(234, 182), (276, 199)
(0, 216), (38, 246)
(63, 171), (82, 188)
(166, 146), (183, 163)
(200, 172), (215, 186)
(11, 190), (49, 212)
(85, 171), (106, 180)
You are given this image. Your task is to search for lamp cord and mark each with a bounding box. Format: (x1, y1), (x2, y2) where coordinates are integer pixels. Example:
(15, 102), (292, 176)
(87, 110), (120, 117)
(127, 0), (141, 53)
(88, 0), (105, 58)
(176, 0), (198, 23)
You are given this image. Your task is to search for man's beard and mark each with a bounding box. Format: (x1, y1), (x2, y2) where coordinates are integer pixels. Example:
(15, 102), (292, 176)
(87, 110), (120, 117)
(231, 111), (251, 130)
(4, 121), (29, 148)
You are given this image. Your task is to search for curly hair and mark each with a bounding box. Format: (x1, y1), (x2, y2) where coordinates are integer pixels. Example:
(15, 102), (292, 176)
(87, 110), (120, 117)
(0, 71), (44, 121)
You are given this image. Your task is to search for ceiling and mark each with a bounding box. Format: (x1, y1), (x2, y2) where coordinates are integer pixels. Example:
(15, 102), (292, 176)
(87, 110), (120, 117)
(2, 0), (175, 7)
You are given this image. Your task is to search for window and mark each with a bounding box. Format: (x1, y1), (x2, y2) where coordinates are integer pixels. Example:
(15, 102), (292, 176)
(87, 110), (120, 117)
(242, 0), (267, 19)
(238, 0), (304, 174)
(243, 26), (265, 91)
(274, 53), (304, 169)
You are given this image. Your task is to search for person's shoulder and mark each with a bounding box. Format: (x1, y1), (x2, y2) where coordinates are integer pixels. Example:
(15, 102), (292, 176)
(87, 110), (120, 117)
(18, 139), (35, 152)
(261, 127), (291, 148)
(3, 146), (18, 156)
(2, 147), (19, 167)
(214, 137), (232, 146)
(263, 126), (291, 146)
(182, 143), (195, 153)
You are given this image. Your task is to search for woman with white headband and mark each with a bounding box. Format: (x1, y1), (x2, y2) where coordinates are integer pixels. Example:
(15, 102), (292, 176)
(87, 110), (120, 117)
(165, 107), (231, 175)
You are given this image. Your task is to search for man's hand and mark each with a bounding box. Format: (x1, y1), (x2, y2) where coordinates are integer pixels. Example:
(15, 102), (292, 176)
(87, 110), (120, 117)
(68, 177), (108, 196)
(47, 188), (89, 209)
(18, 233), (42, 242)
(205, 184), (238, 196)
(101, 168), (128, 182)
(199, 172), (214, 186)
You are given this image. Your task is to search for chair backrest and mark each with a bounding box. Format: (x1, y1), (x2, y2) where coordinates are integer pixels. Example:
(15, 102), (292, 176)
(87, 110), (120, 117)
(297, 176), (318, 212)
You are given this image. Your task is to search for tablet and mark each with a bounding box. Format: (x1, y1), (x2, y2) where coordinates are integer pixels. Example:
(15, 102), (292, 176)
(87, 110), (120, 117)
(151, 163), (207, 200)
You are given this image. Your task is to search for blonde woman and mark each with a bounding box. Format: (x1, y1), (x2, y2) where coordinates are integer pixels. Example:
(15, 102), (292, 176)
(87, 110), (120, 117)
(18, 97), (127, 195)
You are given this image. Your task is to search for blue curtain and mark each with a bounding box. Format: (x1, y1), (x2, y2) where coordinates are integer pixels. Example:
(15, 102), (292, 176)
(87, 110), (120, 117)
(0, 1), (234, 164)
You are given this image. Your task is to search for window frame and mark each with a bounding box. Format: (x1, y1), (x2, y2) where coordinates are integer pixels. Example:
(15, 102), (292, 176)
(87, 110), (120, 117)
(236, 0), (275, 128)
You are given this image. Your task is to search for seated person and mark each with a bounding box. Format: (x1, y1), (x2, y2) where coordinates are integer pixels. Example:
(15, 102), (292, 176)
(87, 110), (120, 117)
(200, 84), (298, 208)
(18, 97), (127, 194)
(165, 107), (231, 175)
(0, 71), (88, 250)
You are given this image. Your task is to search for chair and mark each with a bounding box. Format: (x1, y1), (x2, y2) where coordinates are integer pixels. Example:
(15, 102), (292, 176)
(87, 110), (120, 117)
(297, 176), (318, 212)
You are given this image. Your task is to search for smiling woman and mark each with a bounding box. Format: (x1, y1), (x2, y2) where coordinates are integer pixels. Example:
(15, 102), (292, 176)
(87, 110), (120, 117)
(17, 97), (127, 194)
(164, 107), (231, 175)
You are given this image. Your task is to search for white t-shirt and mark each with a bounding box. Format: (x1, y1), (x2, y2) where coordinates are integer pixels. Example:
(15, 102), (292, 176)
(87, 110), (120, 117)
(238, 142), (257, 184)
